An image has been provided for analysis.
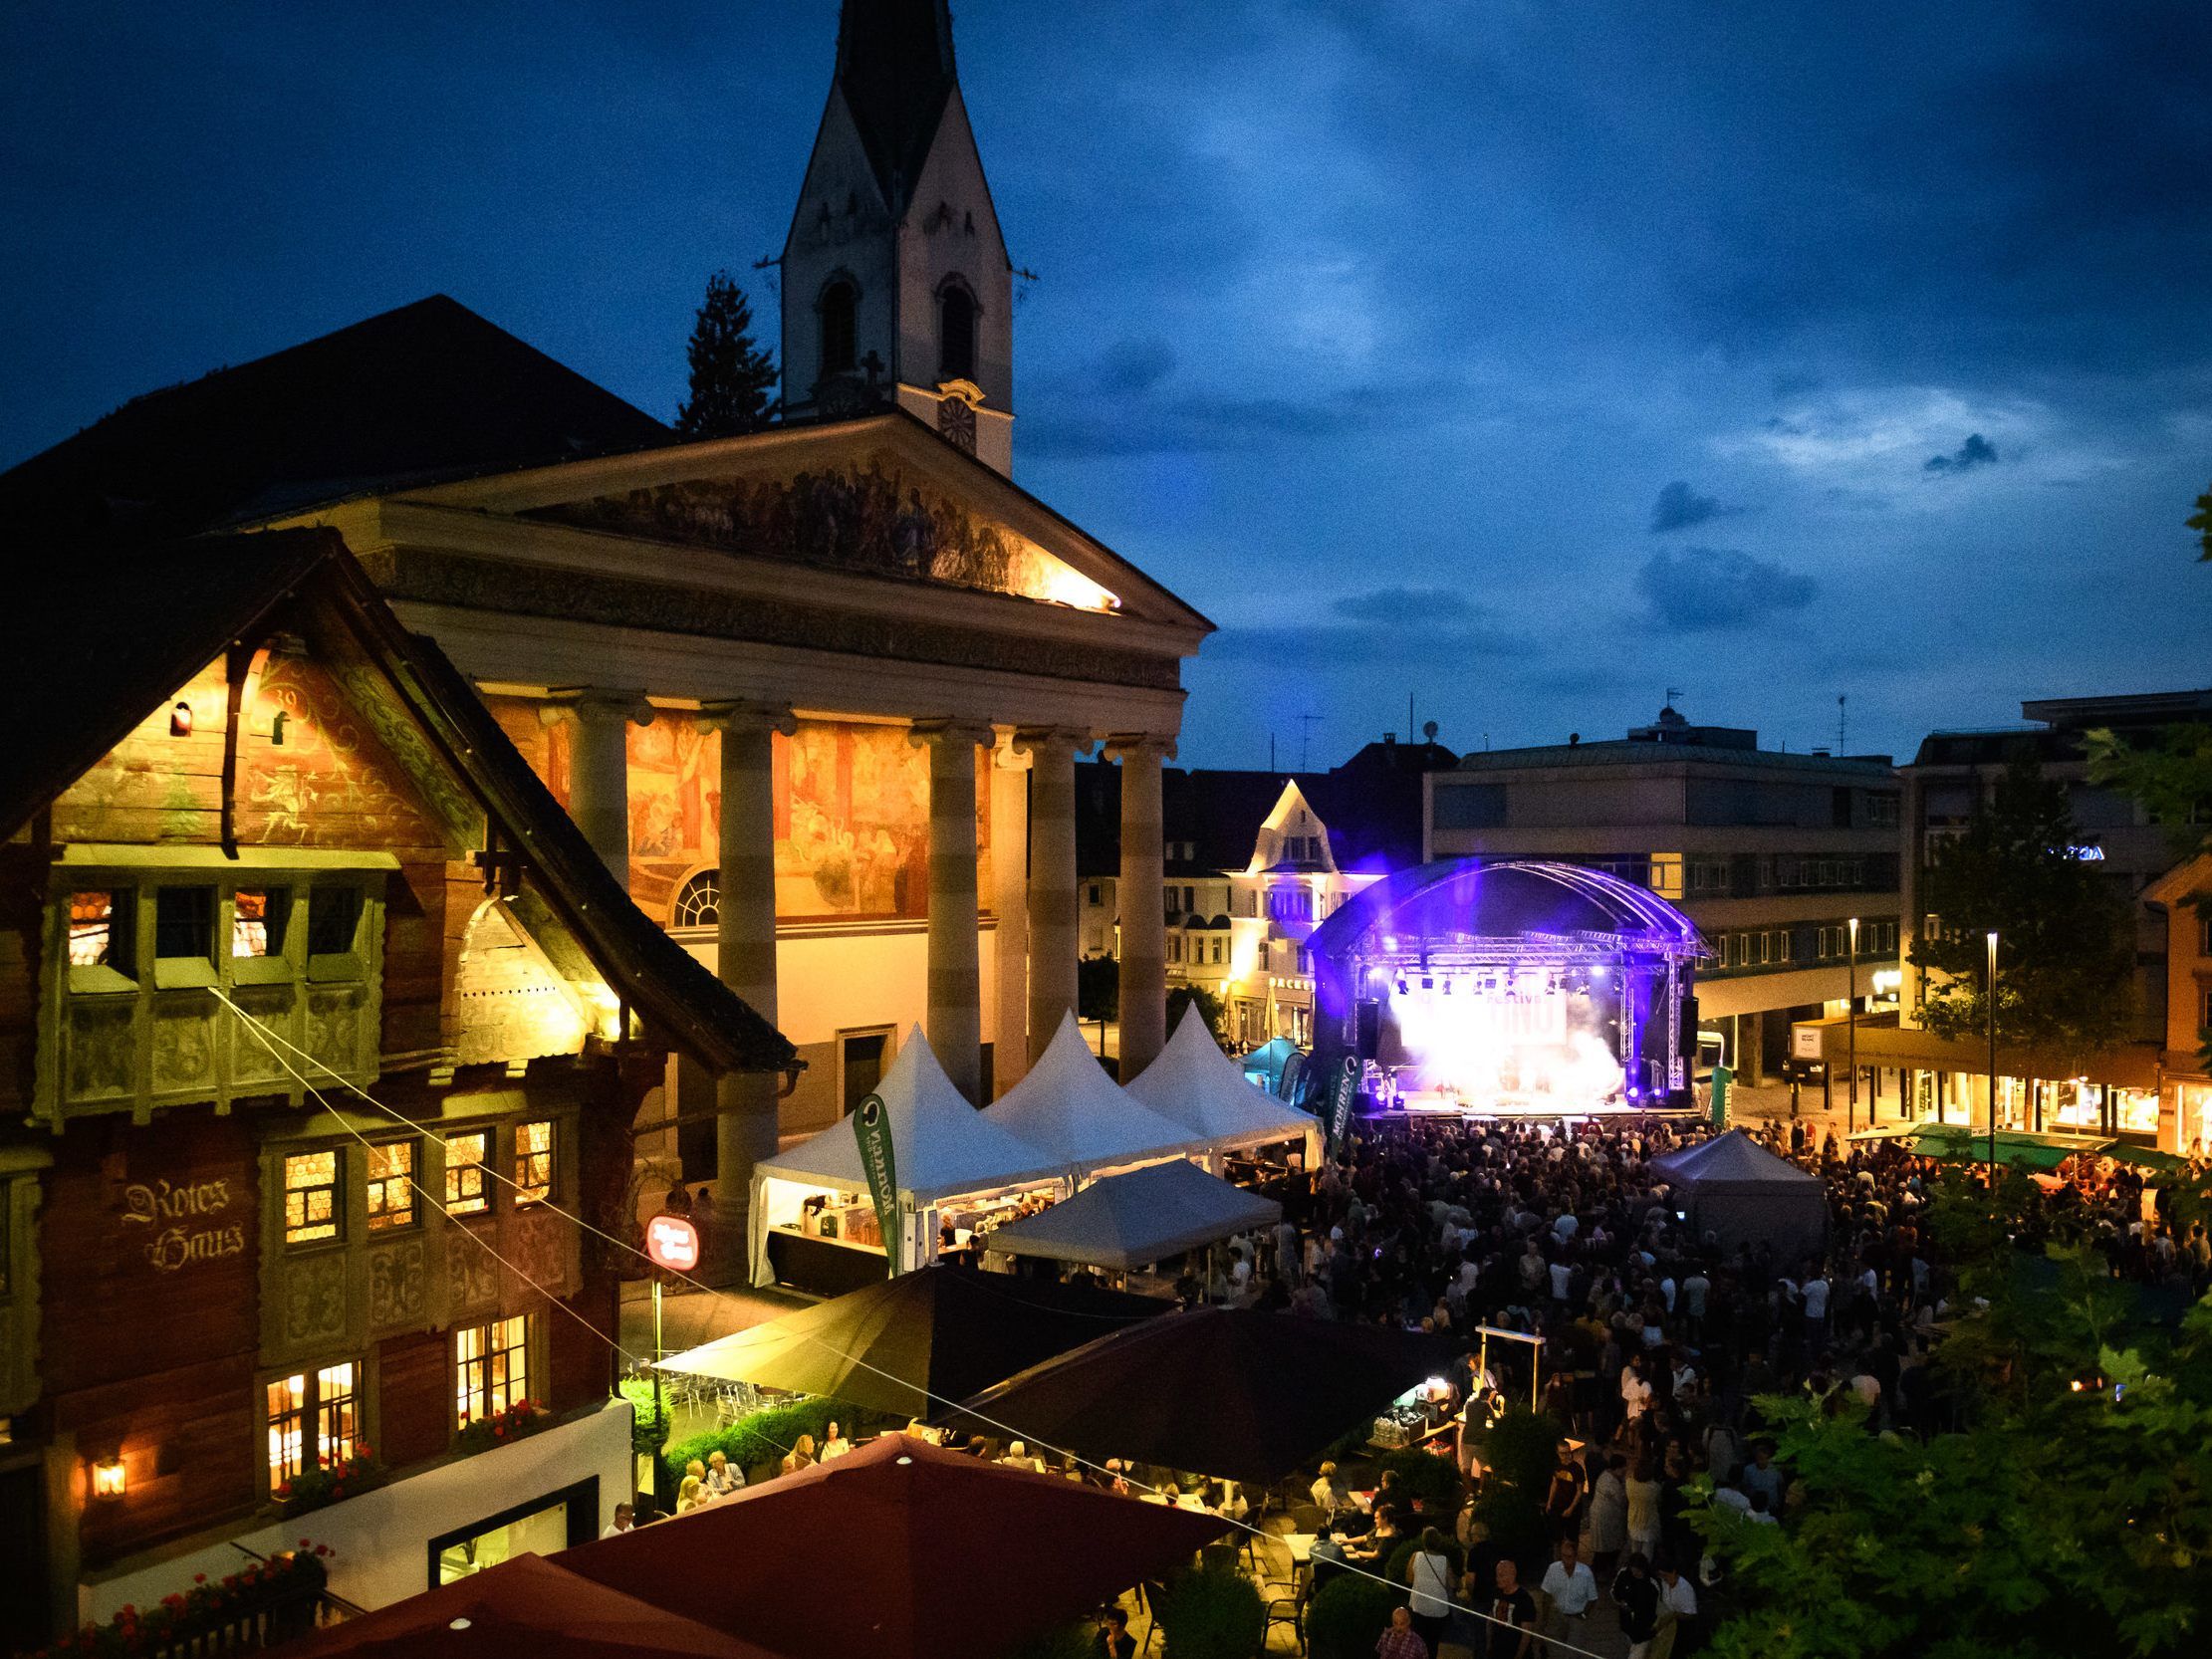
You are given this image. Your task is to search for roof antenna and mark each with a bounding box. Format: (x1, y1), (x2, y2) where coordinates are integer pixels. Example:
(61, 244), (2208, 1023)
(1297, 713), (1323, 772)
(1838, 692), (1848, 754)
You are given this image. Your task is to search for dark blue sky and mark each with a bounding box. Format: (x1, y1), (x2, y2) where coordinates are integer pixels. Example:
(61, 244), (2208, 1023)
(5, 1), (2208, 768)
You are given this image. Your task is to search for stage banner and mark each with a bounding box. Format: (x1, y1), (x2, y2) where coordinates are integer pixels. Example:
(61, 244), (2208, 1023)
(1711, 1064), (1733, 1127)
(852, 1091), (898, 1246)
(1326, 1057), (1360, 1149)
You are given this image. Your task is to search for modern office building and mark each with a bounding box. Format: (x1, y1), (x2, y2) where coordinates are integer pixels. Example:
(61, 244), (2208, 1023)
(1424, 705), (1903, 1085)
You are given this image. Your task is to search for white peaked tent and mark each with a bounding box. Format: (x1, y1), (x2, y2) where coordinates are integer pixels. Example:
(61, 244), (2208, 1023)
(988, 1155), (1285, 1271)
(983, 1013), (1208, 1173)
(749, 1028), (1067, 1283)
(1126, 1005), (1320, 1164)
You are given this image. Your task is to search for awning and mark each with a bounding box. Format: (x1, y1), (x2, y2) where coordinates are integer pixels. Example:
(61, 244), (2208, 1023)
(986, 1156), (1283, 1271)
(654, 1265), (1168, 1418)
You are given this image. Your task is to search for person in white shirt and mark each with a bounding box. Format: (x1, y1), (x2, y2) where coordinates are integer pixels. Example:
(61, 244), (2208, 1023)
(703, 1450), (745, 1497)
(601, 1501), (634, 1539)
(1540, 1538), (1599, 1622)
(1656, 1557), (1699, 1634)
(819, 1421), (854, 1462)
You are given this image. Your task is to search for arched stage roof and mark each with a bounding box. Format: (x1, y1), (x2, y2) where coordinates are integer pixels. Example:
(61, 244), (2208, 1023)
(1308, 858), (1705, 966)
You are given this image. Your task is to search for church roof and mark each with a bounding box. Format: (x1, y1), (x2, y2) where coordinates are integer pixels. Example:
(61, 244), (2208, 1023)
(835, 0), (958, 211)
(0, 294), (670, 547)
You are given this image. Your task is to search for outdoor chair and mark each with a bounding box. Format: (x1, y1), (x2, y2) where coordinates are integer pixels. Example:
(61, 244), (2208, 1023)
(1289, 1502), (1328, 1534)
(1263, 1591), (1305, 1655)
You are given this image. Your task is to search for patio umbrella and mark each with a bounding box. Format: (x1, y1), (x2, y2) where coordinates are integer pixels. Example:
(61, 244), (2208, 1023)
(284, 1552), (782, 1659)
(940, 1306), (1450, 1484)
(562, 1433), (1227, 1659)
(656, 1264), (1168, 1418)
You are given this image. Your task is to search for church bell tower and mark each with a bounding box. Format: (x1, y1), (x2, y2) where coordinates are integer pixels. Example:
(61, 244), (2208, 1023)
(781, 0), (1016, 475)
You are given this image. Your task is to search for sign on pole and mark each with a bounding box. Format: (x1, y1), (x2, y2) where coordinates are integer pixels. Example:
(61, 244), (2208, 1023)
(1710, 1064), (1733, 1128)
(852, 1091), (898, 1249)
(1326, 1057), (1360, 1149)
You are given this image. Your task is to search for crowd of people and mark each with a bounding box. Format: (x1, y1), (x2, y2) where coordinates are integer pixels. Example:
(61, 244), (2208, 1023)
(1182, 1110), (2206, 1658)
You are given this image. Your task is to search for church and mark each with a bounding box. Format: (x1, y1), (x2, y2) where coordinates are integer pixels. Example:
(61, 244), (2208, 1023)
(2, 0), (1212, 1270)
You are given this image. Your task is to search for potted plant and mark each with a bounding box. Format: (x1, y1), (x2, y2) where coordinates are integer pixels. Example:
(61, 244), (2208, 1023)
(275, 1445), (382, 1517)
(456, 1397), (550, 1456)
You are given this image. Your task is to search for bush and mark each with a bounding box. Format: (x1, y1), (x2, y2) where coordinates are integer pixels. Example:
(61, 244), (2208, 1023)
(1374, 1446), (1467, 1515)
(659, 1395), (872, 1497)
(1004, 1622), (1102, 1659)
(1304, 1572), (1402, 1659)
(1156, 1565), (1265, 1659)
(615, 1377), (672, 1461)
(1471, 1486), (1549, 1573)
(1479, 1407), (1564, 1497)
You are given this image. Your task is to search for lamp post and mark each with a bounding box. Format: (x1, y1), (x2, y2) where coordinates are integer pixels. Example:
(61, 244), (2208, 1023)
(1985, 930), (1999, 1175)
(1846, 917), (1859, 1133)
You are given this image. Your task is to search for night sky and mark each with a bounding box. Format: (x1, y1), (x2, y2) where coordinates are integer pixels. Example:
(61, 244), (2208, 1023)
(6, 1), (2208, 769)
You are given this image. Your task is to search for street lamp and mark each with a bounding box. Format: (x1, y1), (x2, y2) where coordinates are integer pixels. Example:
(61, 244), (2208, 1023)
(1985, 930), (1999, 1174)
(1846, 917), (1859, 1133)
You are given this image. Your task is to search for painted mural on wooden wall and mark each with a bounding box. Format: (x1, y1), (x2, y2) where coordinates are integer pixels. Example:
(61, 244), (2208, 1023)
(486, 701), (991, 926)
(526, 460), (1112, 608)
(49, 653), (444, 851)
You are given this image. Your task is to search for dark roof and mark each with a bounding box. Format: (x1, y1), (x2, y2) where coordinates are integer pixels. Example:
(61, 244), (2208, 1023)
(836, 0), (957, 211)
(1, 530), (791, 1076)
(1301, 770), (1428, 872)
(1454, 739), (1893, 777)
(0, 295), (670, 547)
(1336, 736), (1458, 776)
(1078, 764), (1307, 880)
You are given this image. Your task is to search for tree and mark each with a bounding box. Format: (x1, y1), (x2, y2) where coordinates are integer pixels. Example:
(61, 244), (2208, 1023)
(1165, 982), (1228, 1042)
(1908, 750), (2134, 1066)
(1077, 954), (1118, 1024)
(674, 271), (777, 437)
(2189, 480), (2212, 563)
(1692, 1173), (2212, 1659)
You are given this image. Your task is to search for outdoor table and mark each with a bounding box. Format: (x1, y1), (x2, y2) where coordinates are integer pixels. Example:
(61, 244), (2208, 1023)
(1284, 1531), (1315, 1592)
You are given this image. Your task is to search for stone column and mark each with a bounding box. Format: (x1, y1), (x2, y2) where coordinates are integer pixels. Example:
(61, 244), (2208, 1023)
(910, 720), (993, 1102)
(699, 702), (796, 1257)
(542, 689), (653, 889)
(990, 738), (1032, 1096)
(1017, 727), (1091, 1066)
(1108, 735), (1174, 1080)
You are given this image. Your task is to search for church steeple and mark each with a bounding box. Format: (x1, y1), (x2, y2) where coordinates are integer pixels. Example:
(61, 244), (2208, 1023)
(782, 0), (1017, 475)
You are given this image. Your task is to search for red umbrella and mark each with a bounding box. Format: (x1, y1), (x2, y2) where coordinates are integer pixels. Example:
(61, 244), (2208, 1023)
(284, 1551), (782, 1659)
(563, 1433), (1229, 1659)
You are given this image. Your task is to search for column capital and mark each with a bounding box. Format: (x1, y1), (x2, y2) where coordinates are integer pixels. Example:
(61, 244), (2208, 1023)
(699, 700), (798, 738)
(906, 717), (998, 752)
(1012, 726), (1098, 762)
(540, 687), (655, 729)
(1104, 733), (1178, 764)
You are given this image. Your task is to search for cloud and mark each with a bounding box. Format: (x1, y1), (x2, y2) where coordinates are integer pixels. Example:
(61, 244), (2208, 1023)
(1635, 546), (1818, 631)
(1649, 480), (1734, 533)
(1098, 336), (1176, 395)
(1331, 586), (1472, 623)
(1020, 374), (1475, 458)
(1924, 432), (1999, 473)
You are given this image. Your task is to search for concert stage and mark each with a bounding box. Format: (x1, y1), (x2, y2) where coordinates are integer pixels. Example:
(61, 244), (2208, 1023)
(1306, 858), (1709, 1118)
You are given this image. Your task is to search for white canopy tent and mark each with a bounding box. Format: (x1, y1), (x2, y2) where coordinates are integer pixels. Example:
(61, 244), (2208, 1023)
(749, 1027), (1068, 1285)
(983, 1013), (1209, 1174)
(1125, 1005), (1320, 1167)
(986, 1155), (1284, 1271)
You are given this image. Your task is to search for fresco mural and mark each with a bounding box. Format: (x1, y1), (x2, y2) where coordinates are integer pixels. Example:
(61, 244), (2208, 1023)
(482, 699), (992, 926)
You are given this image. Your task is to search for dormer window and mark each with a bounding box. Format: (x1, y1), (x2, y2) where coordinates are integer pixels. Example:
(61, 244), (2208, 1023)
(938, 283), (976, 382)
(819, 278), (858, 377)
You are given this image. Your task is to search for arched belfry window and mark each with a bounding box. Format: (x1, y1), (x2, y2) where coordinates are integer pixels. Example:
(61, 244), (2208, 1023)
(938, 282), (976, 382)
(819, 278), (858, 377)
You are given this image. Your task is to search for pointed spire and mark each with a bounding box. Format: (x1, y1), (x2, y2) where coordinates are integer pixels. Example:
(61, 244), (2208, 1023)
(835, 0), (958, 213)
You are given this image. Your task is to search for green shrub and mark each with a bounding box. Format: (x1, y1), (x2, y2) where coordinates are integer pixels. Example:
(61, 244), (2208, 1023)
(1156, 1565), (1265, 1659)
(615, 1377), (672, 1460)
(1004, 1621), (1103, 1659)
(658, 1395), (874, 1498)
(1479, 1406), (1564, 1497)
(1304, 1572), (1402, 1659)
(1471, 1486), (1548, 1572)
(1374, 1446), (1467, 1515)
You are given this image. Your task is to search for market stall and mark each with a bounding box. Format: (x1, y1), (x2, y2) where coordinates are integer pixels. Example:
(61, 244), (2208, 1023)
(1125, 1004), (1320, 1169)
(985, 1155), (1283, 1274)
(748, 1029), (1068, 1292)
(1649, 1128), (1828, 1260)
(983, 1013), (1207, 1175)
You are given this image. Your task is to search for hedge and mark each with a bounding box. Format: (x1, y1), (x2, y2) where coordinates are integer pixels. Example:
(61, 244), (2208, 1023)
(658, 1395), (877, 1499)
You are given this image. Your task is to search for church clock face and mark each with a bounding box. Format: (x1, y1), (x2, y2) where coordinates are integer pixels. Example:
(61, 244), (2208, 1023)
(936, 392), (977, 455)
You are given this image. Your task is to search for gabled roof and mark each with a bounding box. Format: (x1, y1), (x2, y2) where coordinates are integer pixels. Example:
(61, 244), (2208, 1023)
(1649, 1129), (1822, 1189)
(986, 1156), (1283, 1271)
(1, 529), (792, 1076)
(1078, 765), (1309, 880)
(1124, 1005), (1315, 1148)
(835, 0), (958, 212)
(983, 1014), (1207, 1169)
(0, 295), (670, 547)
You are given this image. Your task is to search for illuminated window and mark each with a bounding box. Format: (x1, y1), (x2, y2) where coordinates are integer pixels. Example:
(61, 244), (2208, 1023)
(68, 890), (133, 972)
(155, 885), (215, 962)
(671, 869), (719, 928)
(444, 1131), (490, 1216)
(232, 888), (292, 958)
(266, 1361), (362, 1496)
(938, 283), (976, 381)
(283, 1150), (341, 1245)
(819, 278), (858, 376)
(367, 1140), (415, 1232)
(514, 1120), (555, 1205)
(456, 1313), (531, 1428)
